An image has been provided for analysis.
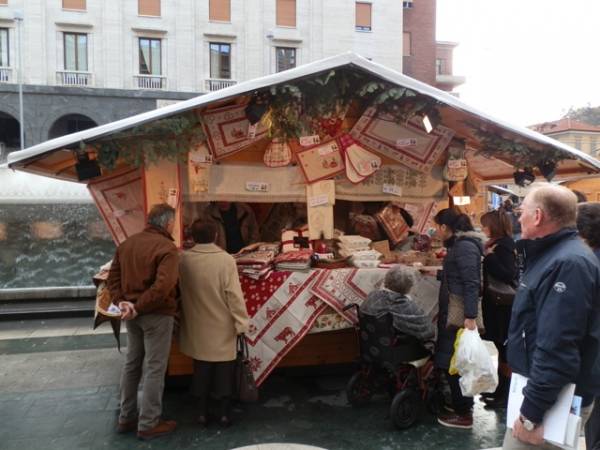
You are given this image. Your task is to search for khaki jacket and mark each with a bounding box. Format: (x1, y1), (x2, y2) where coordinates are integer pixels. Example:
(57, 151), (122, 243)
(178, 243), (249, 361)
(107, 226), (178, 316)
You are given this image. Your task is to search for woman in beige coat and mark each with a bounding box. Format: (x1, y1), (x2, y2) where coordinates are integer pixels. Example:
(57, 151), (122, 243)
(179, 220), (249, 427)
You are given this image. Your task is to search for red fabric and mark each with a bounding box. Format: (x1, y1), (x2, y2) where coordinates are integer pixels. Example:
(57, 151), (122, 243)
(241, 271), (292, 318)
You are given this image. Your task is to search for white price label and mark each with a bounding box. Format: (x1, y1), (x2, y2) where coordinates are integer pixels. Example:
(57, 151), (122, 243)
(308, 194), (330, 207)
(113, 209), (127, 218)
(300, 135), (321, 146)
(167, 188), (179, 208)
(447, 159), (467, 169)
(245, 181), (270, 193)
(247, 123), (258, 139)
(318, 143), (338, 156)
(190, 153), (213, 164)
(396, 138), (417, 148)
(383, 183), (403, 197)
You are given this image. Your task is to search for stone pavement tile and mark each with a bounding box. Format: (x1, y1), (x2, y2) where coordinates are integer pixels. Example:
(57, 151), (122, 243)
(0, 397), (33, 418)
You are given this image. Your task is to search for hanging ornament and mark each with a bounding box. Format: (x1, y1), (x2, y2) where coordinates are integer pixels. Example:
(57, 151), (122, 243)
(187, 143), (212, 194)
(443, 141), (468, 182)
(263, 138), (292, 168)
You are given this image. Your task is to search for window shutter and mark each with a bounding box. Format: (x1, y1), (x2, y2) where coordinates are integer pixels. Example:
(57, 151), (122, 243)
(139, 0), (161, 17)
(276, 0), (296, 27)
(209, 0), (231, 22)
(63, 0), (86, 10)
(356, 3), (372, 30)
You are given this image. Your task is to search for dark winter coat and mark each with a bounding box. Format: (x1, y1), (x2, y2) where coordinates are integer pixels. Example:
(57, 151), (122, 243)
(434, 231), (485, 369)
(482, 236), (517, 346)
(361, 289), (436, 346)
(507, 228), (600, 423)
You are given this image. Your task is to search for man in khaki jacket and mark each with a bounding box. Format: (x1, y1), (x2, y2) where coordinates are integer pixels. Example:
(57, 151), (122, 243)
(107, 203), (179, 441)
(179, 220), (249, 427)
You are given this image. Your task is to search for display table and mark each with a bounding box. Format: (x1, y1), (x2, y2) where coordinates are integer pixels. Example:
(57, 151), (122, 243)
(167, 267), (440, 384)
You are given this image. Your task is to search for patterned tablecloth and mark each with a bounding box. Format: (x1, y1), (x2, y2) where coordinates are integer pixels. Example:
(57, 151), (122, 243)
(240, 268), (440, 386)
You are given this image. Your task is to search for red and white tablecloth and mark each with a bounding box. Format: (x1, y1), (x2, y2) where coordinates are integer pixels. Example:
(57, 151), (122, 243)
(242, 268), (391, 385)
(241, 268), (441, 386)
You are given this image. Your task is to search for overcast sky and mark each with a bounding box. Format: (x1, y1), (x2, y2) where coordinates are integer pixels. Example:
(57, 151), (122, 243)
(436, 0), (600, 127)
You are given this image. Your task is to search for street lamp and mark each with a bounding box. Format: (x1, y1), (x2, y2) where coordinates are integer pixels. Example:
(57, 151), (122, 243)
(13, 10), (24, 150)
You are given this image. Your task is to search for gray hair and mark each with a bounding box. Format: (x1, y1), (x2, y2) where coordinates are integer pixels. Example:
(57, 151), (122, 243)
(528, 183), (577, 228)
(384, 265), (416, 295)
(147, 203), (176, 230)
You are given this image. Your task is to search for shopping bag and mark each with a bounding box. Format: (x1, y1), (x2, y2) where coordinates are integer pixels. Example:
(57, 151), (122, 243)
(449, 328), (498, 396)
(234, 335), (259, 403)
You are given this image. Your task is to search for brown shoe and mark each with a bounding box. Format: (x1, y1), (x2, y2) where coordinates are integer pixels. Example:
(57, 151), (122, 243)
(437, 413), (473, 429)
(137, 420), (177, 441)
(116, 419), (138, 433)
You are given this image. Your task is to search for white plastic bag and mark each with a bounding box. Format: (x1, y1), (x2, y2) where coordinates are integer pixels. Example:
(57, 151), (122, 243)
(452, 329), (498, 397)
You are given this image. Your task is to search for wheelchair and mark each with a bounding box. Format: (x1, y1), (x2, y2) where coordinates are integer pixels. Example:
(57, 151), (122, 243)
(344, 303), (445, 429)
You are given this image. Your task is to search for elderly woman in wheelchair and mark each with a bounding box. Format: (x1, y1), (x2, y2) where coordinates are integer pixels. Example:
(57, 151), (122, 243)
(345, 265), (442, 429)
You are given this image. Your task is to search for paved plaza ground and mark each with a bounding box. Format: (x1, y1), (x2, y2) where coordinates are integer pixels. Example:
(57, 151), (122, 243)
(0, 318), (509, 450)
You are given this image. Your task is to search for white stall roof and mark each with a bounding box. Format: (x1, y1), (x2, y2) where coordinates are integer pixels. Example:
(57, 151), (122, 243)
(7, 52), (600, 181)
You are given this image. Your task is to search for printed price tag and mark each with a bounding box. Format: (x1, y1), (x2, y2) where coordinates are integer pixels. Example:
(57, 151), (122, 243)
(308, 194), (330, 207)
(447, 159), (467, 169)
(300, 135), (321, 146)
(245, 181), (270, 192)
(113, 209), (127, 218)
(382, 183), (403, 197)
(396, 138), (417, 148)
(247, 123), (258, 139)
(167, 188), (179, 208)
(190, 153), (213, 164)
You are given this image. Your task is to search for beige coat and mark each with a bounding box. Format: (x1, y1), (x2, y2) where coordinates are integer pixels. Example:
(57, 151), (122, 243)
(179, 243), (249, 361)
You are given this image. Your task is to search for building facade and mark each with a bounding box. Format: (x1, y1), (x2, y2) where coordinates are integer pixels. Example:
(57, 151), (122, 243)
(401, 0), (464, 92)
(0, 0), (405, 158)
(530, 118), (600, 156)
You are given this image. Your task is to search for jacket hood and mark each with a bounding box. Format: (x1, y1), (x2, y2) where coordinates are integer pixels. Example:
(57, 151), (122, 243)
(455, 230), (487, 243)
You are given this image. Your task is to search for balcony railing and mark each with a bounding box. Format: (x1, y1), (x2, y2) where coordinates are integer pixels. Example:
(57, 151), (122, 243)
(56, 70), (93, 87)
(205, 78), (237, 92)
(135, 74), (166, 90)
(0, 67), (13, 83)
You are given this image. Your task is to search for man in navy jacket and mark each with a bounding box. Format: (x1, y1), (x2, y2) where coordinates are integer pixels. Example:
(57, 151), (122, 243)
(503, 184), (600, 449)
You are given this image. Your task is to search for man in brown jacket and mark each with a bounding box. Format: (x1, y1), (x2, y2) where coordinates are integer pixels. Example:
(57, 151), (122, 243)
(179, 220), (249, 427)
(107, 203), (179, 441)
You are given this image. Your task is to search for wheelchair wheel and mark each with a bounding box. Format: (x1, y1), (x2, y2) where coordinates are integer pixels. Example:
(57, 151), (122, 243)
(346, 372), (373, 407)
(390, 389), (419, 429)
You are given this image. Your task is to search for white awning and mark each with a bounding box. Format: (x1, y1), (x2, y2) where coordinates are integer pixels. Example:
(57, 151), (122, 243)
(7, 52), (600, 182)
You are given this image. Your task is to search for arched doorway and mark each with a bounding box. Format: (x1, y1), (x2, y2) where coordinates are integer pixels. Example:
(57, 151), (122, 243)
(0, 111), (21, 162)
(48, 114), (97, 140)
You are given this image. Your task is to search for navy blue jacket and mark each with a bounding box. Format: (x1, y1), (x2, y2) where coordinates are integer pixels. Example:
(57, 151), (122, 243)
(507, 228), (600, 423)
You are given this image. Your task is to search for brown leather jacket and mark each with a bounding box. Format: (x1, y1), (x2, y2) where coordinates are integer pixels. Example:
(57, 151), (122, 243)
(107, 225), (179, 316)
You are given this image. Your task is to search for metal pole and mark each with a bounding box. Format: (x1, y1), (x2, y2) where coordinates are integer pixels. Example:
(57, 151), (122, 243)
(14, 10), (24, 150)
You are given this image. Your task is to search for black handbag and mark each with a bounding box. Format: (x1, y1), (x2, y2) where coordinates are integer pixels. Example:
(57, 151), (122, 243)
(485, 273), (516, 306)
(234, 335), (259, 403)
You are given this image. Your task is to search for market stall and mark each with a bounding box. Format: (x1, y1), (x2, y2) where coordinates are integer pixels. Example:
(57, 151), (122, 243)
(7, 53), (600, 384)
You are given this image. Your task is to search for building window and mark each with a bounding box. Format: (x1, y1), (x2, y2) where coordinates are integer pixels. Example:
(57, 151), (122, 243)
(139, 38), (161, 75)
(62, 0), (86, 10)
(138, 0), (161, 17)
(276, 0), (296, 28)
(403, 0), (413, 8)
(276, 47), (296, 72)
(209, 43), (231, 79)
(436, 58), (444, 75)
(574, 136), (582, 150)
(209, 0), (230, 22)
(64, 33), (88, 71)
(355, 2), (372, 32)
(0, 28), (8, 67)
(403, 32), (411, 56)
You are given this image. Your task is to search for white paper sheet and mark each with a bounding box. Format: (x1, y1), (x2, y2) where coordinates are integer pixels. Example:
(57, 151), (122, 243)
(506, 373), (575, 445)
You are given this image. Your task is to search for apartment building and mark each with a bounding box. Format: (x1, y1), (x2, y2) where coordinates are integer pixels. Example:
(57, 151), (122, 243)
(0, 0), (410, 159)
(531, 118), (600, 156)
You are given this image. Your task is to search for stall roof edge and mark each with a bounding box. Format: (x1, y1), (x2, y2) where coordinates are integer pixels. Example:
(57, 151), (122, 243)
(8, 51), (600, 174)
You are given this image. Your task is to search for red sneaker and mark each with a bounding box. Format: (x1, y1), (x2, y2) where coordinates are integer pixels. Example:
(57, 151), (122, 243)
(437, 413), (473, 429)
(116, 419), (137, 433)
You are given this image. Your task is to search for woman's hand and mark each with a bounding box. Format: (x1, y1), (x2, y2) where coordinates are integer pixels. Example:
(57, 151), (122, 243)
(463, 318), (477, 330)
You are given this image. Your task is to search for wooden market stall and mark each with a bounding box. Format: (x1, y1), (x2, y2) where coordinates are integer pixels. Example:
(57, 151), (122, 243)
(7, 53), (600, 384)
